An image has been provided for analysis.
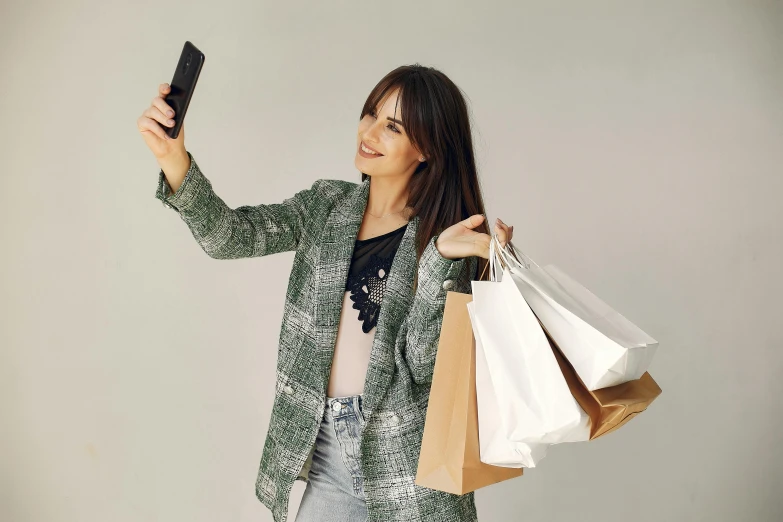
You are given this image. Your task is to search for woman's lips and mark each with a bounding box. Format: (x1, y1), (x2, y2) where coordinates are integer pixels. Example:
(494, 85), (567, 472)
(358, 141), (383, 158)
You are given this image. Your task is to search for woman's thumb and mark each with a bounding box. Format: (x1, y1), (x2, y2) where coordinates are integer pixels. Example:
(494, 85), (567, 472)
(460, 214), (486, 230)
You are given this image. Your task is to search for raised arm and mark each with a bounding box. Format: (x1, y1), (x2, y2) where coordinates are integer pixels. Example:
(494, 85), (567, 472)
(156, 152), (325, 259)
(139, 82), (326, 259)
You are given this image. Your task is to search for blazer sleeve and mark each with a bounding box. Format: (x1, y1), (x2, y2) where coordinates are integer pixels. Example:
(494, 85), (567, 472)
(155, 152), (324, 259)
(402, 235), (479, 385)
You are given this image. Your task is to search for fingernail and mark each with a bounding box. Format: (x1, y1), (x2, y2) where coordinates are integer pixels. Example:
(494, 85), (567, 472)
(167, 110), (174, 117)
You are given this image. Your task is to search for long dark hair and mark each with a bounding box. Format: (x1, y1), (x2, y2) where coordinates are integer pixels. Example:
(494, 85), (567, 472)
(359, 64), (491, 283)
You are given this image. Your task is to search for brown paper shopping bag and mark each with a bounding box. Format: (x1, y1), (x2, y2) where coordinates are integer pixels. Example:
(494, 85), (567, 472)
(545, 330), (662, 440)
(415, 292), (523, 495)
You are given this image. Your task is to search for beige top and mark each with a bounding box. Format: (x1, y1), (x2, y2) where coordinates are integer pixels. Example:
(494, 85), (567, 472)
(326, 290), (376, 397)
(325, 221), (409, 398)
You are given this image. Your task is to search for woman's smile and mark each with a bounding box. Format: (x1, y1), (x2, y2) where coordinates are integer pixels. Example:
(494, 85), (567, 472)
(358, 141), (384, 158)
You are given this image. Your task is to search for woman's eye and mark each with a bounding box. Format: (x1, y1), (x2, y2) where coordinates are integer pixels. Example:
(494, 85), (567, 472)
(367, 111), (399, 133)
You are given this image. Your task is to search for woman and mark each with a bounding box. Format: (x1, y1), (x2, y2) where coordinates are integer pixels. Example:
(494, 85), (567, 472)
(137, 64), (514, 522)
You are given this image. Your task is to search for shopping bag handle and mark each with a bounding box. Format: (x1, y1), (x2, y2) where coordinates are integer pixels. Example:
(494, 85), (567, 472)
(488, 233), (529, 281)
(490, 235), (542, 277)
(484, 233), (549, 282)
(493, 237), (604, 324)
(478, 234), (514, 281)
(488, 233), (508, 281)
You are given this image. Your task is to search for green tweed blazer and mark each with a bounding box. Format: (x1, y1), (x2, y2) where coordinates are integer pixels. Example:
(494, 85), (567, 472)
(154, 152), (479, 522)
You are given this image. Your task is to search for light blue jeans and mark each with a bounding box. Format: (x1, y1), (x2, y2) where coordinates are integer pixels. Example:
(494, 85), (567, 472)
(294, 395), (368, 522)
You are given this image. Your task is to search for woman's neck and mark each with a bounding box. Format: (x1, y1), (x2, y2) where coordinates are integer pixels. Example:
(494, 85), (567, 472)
(366, 175), (412, 219)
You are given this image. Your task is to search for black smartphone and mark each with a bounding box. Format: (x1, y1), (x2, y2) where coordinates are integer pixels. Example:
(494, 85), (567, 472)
(164, 41), (205, 139)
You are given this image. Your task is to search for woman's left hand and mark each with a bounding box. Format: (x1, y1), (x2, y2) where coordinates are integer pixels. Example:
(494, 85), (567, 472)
(434, 214), (514, 260)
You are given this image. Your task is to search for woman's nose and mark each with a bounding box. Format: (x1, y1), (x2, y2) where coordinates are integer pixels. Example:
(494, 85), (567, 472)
(369, 116), (390, 138)
(362, 127), (380, 145)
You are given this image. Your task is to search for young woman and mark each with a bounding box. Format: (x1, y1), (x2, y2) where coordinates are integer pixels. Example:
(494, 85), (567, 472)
(138, 64), (514, 522)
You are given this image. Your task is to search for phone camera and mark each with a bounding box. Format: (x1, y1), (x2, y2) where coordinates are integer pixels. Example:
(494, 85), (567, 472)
(182, 53), (192, 75)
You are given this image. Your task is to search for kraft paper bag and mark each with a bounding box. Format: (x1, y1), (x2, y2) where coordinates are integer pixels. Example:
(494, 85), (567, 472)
(415, 291), (523, 495)
(544, 327), (662, 439)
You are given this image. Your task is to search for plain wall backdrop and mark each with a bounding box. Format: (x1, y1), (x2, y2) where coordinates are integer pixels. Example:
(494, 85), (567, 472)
(1, 1), (781, 521)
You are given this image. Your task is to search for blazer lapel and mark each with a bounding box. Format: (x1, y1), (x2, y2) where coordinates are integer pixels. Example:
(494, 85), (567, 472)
(313, 179), (369, 392)
(361, 215), (418, 417)
(313, 177), (420, 418)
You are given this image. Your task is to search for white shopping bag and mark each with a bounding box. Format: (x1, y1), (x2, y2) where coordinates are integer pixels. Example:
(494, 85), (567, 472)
(467, 300), (549, 468)
(496, 239), (659, 391)
(468, 240), (590, 468)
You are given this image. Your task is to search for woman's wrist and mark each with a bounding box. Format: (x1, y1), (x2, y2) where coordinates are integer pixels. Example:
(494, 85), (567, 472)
(157, 149), (191, 194)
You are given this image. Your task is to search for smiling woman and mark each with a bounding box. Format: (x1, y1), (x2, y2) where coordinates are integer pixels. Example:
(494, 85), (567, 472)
(353, 66), (501, 276)
(143, 62), (514, 522)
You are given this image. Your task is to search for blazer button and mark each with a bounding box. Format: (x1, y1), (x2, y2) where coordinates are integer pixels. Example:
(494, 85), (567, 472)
(442, 279), (454, 290)
(283, 385), (293, 395)
(384, 412), (399, 426)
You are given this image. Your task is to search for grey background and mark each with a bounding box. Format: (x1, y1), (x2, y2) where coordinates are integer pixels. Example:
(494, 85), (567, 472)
(2, 1), (781, 521)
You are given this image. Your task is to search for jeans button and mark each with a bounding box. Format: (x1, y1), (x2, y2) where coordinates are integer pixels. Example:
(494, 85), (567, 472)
(332, 401), (342, 412)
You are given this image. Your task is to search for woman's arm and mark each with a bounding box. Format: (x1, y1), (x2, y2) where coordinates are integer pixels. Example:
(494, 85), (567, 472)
(402, 214), (511, 385)
(155, 152), (324, 259)
(402, 236), (478, 385)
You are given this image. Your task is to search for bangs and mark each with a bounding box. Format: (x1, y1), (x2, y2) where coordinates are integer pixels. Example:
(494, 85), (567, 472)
(360, 66), (431, 153)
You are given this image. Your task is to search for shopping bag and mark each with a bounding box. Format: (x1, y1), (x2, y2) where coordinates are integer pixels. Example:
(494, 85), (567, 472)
(468, 240), (590, 467)
(546, 327), (663, 439)
(495, 238), (658, 390)
(467, 300), (549, 468)
(415, 291), (522, 494)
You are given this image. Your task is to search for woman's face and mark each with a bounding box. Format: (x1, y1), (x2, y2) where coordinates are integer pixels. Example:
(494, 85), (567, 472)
(355, 88), (425, 179)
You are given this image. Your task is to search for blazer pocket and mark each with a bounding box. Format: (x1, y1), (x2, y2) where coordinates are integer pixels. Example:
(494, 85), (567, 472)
(372, 406), (423, 436)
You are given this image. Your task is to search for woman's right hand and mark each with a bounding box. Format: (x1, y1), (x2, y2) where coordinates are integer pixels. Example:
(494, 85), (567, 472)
(137, 83), (186, 159)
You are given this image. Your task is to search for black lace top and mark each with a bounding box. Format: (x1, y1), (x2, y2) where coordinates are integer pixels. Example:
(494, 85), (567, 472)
(345, 222), (409, 333)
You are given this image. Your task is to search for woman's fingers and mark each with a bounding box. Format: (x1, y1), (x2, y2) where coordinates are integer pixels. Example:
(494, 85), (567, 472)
(137, 115), (169, 141)
(495, 218), (512, 247)
(138, 82), (189, 157)
(152, 94), (175, 120)
(144, 104), (174, 129)
(440, 215), (513, 259)
(458, 214), (486, 230)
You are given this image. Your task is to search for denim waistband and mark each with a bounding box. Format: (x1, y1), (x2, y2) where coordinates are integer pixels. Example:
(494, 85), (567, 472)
(324, 394), (363, 419)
